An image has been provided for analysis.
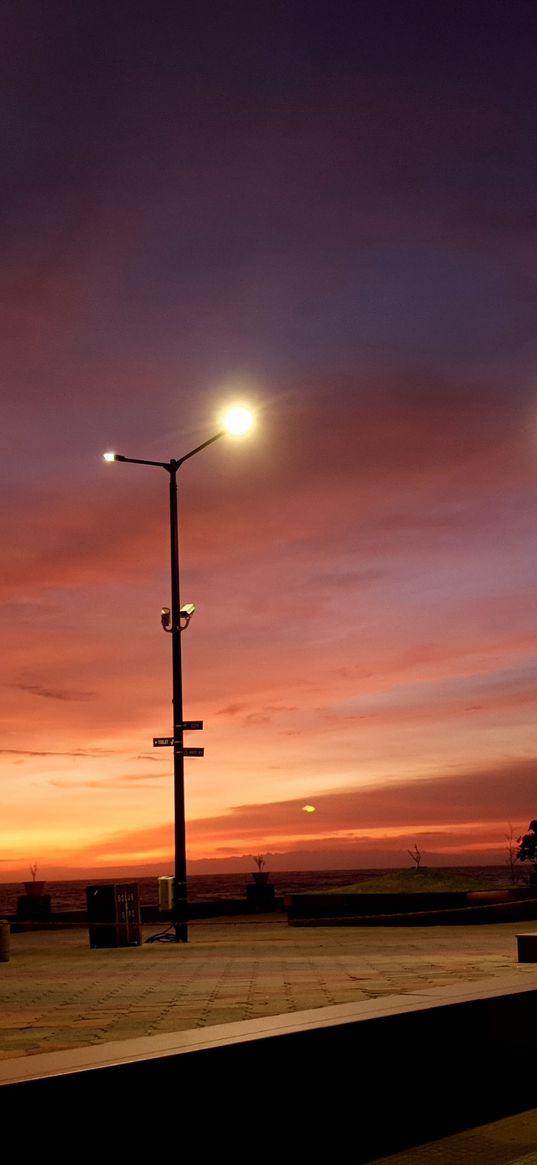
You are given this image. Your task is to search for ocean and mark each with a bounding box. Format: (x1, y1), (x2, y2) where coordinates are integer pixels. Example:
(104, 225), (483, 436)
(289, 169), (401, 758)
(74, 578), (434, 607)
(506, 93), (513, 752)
(0, 865), (517, 914)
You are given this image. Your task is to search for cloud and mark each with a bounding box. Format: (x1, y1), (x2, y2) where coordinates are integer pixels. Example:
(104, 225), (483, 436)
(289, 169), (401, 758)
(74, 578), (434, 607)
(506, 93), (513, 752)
(0, 748), (110, 758)
(30, 755), (534, 874)
(0, 479), (168, 602)
(216, 703), (250, 718)
(184, 757), (537, 842)
(17, 683), (96, 701)
(49, 771), (167, 790)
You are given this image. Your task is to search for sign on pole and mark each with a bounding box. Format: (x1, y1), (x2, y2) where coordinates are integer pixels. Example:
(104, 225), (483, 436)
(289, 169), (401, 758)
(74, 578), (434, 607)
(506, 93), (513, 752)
(153, 738), (204, 755)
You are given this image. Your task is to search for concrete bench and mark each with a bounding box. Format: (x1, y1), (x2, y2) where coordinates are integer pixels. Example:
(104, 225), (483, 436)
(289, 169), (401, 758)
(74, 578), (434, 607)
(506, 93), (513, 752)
(516, 932), (537, 961)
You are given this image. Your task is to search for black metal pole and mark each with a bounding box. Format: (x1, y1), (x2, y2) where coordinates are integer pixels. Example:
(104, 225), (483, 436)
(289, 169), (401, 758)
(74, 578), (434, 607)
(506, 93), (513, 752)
(169, 460), (188, 942)
(106, 432), (228, 945)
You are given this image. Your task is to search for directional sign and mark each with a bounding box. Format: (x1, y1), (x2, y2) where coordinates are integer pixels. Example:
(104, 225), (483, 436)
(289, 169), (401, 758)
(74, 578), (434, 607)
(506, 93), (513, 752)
(181, 720), (203, 731)
(153, 738), (204, 755)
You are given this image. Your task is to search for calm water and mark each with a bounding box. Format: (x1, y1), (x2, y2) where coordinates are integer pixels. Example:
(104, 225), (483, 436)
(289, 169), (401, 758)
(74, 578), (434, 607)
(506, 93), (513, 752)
(0, 865), (517, 913)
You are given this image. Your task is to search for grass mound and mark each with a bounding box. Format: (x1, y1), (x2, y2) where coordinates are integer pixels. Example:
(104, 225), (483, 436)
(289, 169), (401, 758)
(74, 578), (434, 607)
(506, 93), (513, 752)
(320, 868), (500, 894)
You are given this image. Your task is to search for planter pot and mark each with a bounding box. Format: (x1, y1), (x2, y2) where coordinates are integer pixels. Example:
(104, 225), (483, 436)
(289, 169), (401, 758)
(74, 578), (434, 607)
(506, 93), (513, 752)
(17, 894), (51, 921)
(23, 881), (46, 897)
(252, 872), (269, 885)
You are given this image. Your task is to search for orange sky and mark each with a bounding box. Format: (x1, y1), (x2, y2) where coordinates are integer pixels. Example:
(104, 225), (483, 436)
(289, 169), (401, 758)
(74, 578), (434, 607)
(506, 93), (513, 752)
(2, 381), (536, 878)
(2, 4), (537, 880)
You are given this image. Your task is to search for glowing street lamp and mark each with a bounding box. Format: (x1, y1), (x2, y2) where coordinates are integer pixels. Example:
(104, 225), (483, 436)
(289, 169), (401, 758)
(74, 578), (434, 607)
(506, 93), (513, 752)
(103, 404), (254, 943)
(221, 405), (254, 436)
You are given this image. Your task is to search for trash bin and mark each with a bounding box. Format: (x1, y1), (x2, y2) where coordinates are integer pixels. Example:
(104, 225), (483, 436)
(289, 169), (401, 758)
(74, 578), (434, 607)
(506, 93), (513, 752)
(86, 883), (141, 948)
(0, 920), (10, 962)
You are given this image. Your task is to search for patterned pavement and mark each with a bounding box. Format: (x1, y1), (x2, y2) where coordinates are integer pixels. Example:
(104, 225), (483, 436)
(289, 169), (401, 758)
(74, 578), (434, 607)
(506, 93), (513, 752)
(1, 914), (537, 1059)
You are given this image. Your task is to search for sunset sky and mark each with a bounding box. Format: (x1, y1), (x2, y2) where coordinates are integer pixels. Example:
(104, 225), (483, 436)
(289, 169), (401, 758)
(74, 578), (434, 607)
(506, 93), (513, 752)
(2, 1), (537, 880)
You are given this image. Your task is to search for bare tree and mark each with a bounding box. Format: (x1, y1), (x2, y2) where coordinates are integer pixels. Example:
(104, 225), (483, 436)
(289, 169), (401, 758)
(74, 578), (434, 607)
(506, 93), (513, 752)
(408, 843), (423, 871)
(505, 823), (522, 885)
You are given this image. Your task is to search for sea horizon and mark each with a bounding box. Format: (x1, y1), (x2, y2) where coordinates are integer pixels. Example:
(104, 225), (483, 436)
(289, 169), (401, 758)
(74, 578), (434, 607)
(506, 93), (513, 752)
(0, 864), (523, 914)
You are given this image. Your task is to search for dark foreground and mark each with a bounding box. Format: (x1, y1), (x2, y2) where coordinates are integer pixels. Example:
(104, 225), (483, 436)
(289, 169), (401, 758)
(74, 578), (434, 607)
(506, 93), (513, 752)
(2, 917), (537, 1162)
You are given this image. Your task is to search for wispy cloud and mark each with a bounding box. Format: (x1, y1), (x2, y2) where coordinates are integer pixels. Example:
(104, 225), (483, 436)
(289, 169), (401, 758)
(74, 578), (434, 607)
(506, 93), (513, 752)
(17, 683), (96, 702)
(49, 771), (167, 789)
(0, 748), (110, 758)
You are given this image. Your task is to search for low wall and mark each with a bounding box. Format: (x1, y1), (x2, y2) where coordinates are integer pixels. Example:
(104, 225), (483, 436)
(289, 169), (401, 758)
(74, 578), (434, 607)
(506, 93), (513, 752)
(288, 890), (469, 919)
(2, 974), (537, 1158)
(288, 888), (537, 926)
(4, 896), (286, 932)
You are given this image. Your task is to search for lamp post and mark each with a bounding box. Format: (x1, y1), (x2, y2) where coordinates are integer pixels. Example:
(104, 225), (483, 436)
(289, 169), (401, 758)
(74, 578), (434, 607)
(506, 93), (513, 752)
(103, 406), (253, 942)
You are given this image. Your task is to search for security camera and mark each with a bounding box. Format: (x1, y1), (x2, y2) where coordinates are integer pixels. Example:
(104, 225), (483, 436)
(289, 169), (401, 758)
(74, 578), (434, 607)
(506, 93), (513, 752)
(161, 603), (195, 632)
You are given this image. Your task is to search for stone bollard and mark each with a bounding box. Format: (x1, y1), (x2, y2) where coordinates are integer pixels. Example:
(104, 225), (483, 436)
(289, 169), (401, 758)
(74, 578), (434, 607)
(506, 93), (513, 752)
(0, 919), (10, 963)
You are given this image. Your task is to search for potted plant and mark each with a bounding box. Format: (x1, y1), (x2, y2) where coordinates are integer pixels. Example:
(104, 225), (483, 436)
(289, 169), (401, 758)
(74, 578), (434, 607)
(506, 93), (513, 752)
(23, 863), (46, 897)
(251, 854), (269, 885)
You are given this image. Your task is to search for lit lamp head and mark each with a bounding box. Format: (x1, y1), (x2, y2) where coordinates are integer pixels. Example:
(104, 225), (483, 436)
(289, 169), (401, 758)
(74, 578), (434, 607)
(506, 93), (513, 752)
(103, 451), (126, 463)
(222, 405), (254, 437)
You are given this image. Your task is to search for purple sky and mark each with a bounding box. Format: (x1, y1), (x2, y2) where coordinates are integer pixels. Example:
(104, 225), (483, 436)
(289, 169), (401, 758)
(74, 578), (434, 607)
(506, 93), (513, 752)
(2, 1), (537, 877)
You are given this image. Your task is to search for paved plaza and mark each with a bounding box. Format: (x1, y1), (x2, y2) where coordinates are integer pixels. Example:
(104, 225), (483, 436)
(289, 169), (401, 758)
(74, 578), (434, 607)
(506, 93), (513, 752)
(1, 914), (537, 1059)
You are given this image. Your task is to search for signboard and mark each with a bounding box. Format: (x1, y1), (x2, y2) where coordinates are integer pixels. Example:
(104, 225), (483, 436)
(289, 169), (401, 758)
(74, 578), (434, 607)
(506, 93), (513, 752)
(153, 740), (205, 756)
(181, 720), (203, 730)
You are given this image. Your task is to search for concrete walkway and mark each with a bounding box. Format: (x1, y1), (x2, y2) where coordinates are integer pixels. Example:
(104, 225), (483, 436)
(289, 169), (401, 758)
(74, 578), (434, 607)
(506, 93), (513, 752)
(2, 914), (537, 1059)
(1, 914), (537, 1162)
